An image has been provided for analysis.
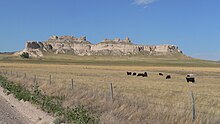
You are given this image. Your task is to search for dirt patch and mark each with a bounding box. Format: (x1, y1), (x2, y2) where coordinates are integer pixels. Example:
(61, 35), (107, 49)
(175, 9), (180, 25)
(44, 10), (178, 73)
(0, 86), (55, 124)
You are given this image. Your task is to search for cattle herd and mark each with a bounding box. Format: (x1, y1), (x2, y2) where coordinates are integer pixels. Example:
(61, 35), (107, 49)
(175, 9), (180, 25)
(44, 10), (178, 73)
(126, 71), (196, 83)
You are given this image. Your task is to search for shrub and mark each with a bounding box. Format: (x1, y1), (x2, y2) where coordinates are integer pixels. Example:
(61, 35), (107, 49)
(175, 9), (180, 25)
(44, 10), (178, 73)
(64, 106), (98, 124)
(20, 52), (29, 58)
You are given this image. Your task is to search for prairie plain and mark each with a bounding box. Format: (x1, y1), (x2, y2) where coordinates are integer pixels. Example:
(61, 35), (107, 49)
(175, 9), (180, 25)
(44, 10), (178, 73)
(0, 54), (220, 124)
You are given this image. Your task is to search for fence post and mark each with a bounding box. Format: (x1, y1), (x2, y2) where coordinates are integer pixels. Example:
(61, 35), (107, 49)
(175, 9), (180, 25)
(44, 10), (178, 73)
(34, 75), (36, 82)
(109, 83), (114, 102)
(191, 91), (196, 122)
(71, 79), (74, 89)
(49, 75), (52, 85)
(16, 72), (18, 78)
(24, 73), (26, 79)
(11, 70), (13, 76)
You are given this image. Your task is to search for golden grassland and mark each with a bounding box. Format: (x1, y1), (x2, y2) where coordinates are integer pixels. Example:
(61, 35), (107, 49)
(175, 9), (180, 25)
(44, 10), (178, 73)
(0, 54), (220, 124)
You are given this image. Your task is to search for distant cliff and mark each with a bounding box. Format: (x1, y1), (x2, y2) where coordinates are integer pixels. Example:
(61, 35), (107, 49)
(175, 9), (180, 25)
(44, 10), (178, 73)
(15, 35), (183, 57)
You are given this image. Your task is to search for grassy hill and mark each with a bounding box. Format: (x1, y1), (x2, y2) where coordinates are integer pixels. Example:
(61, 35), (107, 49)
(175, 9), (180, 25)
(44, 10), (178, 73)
(0, 54), (220, 67)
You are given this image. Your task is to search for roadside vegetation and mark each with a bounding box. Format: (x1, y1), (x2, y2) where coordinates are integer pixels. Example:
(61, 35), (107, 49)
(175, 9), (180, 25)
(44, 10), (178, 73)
(0, 75), (98, 124)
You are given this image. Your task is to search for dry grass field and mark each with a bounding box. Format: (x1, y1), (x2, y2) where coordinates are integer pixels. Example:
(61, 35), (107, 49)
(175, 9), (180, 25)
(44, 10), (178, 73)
(0, 54), (220, 124)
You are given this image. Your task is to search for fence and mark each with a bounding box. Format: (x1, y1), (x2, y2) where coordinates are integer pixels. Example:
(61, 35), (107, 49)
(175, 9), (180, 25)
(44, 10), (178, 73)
(0, 70), (115, 102)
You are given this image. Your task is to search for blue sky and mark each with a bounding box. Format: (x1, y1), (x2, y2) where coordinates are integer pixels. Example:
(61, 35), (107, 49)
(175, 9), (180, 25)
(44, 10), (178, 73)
(0, 0), (220, 60)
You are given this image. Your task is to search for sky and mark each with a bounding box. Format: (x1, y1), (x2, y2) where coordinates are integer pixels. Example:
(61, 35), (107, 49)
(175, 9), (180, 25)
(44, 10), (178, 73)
(0, 0), (220, 60)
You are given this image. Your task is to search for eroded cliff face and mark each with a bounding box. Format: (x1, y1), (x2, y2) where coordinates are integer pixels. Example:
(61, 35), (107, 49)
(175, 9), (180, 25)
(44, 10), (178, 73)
(15, 35), (183, 57)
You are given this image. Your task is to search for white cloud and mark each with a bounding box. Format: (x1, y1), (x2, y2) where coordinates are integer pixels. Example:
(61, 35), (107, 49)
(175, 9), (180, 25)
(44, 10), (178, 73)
(133, 0), (156, 6)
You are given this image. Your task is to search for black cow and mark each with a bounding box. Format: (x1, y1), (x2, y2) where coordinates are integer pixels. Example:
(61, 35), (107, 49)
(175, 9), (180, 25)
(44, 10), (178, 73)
(133, 72), (137, 76)
(186, 74), (195, 83)
(137, 72), (148, 77)
(137, 73), (143, 76)
(159, 73), (163, 76)
(142, 72), (148, 77)
(166, 75), (171, 79)
(127, 72), (132, 75)
(186, 77), (195, 83)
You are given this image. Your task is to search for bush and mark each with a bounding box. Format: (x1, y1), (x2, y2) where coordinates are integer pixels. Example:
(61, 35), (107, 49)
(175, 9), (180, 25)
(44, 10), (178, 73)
(64, 106), (98, 124)
(20, 52), (29, 58)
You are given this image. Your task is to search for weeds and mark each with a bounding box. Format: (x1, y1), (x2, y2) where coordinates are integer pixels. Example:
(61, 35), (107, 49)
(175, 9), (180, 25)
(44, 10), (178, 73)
(0, 75), (98, 124)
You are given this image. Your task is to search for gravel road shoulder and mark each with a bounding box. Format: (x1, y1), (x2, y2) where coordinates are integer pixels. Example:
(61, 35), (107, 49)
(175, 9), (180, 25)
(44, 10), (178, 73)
(0, 87), (55, 124)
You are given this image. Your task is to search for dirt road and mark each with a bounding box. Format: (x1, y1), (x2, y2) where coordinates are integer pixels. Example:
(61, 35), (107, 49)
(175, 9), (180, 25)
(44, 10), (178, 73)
(0, 86), (55, 124)
(0, 94), (29, 124)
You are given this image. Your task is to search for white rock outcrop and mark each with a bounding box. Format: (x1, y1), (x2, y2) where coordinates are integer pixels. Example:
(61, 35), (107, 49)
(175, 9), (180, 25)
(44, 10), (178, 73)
(15, 35), (183, 57)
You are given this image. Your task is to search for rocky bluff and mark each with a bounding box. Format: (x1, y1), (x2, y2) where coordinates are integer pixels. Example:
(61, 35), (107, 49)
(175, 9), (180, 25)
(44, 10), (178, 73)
(15, 35), (183, 57)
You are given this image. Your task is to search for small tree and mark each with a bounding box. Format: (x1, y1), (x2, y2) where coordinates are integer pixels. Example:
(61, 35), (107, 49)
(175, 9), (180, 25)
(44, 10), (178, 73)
(20, 52), (29, 58)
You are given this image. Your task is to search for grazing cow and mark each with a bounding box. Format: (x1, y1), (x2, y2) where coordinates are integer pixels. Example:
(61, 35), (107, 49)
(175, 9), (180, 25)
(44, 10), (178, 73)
(127, 72), (132, 75)
(142, 72), (148, 77)
(133, 72), (137, 76)
(186, 77), (195, 83)
(137, 73), (143, 76)
(159, 73), (163, 76)
(186, 74), (195, 83)
(166, 75), (171, 79)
